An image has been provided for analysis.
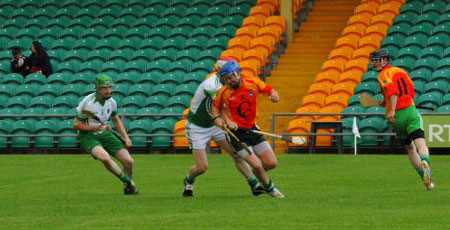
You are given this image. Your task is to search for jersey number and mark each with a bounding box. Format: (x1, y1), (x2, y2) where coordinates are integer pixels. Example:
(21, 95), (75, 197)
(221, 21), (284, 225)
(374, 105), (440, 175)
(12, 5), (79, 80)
(396, 78), (408, 97)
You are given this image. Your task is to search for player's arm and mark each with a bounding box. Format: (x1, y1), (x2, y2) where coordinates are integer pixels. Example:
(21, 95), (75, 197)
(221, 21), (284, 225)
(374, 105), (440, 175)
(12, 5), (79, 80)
(112, 115), (132, 147)
(212, 89), (226, 128)
(252, 76), (279, 102)
(386, 95), (398, 123)
(73, 118), (102, 132)
(221, 105), (237, 130)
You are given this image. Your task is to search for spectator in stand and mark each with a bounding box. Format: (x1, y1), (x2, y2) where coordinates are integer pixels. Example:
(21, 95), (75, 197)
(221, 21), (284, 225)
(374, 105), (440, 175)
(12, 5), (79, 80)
(29, 41), (53, 77)
(10, 47), (30, 77)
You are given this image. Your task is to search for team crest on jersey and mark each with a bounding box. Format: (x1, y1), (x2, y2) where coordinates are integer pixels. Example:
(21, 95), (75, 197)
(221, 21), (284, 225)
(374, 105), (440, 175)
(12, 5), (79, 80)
(230, 96), (236, 101)
(248, 90), (253, 97)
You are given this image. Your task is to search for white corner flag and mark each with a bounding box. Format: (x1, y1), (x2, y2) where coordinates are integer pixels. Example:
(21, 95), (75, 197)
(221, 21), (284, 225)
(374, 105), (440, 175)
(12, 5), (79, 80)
(352, 117), (361, 155)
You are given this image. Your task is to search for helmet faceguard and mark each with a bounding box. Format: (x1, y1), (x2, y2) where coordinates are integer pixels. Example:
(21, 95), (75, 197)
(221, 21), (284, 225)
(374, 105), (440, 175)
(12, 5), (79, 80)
(94, 75), (114, 100)
(369, 49), (390, 72)
(215, 56), (236, 85)
(219, 61), (241, 88)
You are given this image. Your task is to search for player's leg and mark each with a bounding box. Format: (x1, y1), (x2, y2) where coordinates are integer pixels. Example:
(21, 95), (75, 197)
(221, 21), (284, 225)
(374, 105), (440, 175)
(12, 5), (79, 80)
(91, 146), (133, 184)
(254, 141), (277, 171)
(217, 138), (265, 196)
(115, 148), (134, 179)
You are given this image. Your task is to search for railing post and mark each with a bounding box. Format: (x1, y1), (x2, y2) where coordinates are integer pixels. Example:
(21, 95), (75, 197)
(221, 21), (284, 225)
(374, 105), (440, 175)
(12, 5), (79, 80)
(271, 113), (275, 151)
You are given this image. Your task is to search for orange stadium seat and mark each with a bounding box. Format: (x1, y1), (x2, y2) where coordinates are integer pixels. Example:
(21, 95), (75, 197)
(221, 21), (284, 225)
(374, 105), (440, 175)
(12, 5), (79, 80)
(257, 1), (278, 15)
(342, 24), (366, 39)
(250, 36), (274, 55)
(324, 93), (350, 109)
(352, 46), (376, 61)
(235, 25), (260, 40)
(239, 59), (260, 77)
(377, 1), (401, 18)
(257, 25), (282, 44)
(308, 82), (333, 97)
(344, 58), (370, 75)
(354, 2), (379, 16)
(358, 34), (382, 50)
(338, 69), (363, 85)
(348, 13), (373, 27)
(173, 120), (189, 147)
(242, 15), (266, 28)
(364, 24), (389, 39)
(329, 47), (354, 62)
(361, 0), (382, 4)
(322, 59), (346, 73)
(301, 94), (327, 110)
(287, 119), (310, 146)
(336, 34), (360, 50)
(242, 48), (268, 69)
(228, 36), (252, 50)
(174, 119), (186, 133)
(182, 108), (189, 120)
(331, 82), (357, 97)
(264, 16), (286, 33)
(316, 105), (344, 122)
(295, 105), (319, 121)
(221, 48), (244, 62)
(369, 12), (395, 27)
(249, 5), (272, 17)
(316, 71), (339, 85)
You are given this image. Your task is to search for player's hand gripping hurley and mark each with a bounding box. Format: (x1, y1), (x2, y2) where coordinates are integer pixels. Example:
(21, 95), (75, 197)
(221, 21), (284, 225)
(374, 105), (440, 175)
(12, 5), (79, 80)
(81, 110), (127, 145)
(222, 125), (252, 155)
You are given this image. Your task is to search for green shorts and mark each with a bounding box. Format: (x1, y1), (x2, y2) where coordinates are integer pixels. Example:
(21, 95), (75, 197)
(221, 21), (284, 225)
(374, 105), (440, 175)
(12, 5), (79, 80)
(391, 105), (423, 140)
(77, 131), (124, 156)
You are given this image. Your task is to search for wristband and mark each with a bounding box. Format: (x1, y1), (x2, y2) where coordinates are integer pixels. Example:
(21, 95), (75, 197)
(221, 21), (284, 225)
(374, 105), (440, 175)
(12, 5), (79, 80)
(212, 116), (220, 121)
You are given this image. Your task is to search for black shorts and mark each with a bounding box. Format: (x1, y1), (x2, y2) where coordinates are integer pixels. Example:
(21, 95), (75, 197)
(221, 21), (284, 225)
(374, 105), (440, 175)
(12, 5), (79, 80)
(226, 125), (266, 153)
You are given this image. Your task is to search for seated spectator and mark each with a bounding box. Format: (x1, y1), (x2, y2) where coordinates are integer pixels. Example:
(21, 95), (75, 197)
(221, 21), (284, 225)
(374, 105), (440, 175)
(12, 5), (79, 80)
(29, 41), (53, 77)
(10, 47), (30, 77)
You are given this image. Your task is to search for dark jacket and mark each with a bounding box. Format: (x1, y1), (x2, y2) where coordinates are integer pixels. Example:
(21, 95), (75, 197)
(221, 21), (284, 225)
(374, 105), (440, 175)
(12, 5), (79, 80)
(10, 56), (31, 76)
(29, 53), (53, 77)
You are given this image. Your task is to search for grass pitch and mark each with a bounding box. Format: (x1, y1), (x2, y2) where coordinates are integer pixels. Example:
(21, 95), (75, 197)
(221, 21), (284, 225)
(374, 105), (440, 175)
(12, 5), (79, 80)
(1, 154), (450, 229)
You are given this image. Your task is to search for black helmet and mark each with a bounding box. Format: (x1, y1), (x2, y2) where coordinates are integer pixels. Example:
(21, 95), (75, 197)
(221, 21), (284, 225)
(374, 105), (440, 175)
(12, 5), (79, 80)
(369, 49), (390, 59)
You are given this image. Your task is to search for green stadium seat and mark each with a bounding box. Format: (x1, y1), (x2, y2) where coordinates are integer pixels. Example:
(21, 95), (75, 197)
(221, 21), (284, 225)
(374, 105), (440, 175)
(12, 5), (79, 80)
(12, 8), (36, 19)
(63, 50), (87, 62)
(358, 118), (382, 147)
(117, 9), (140, 21)
(54, 7), (80, 19)
(1, 108), (20, 123)
(354, 82), (380, 96)
(191, 60), (215, 73)
(424, 81), (449, 95)
(427, 34), (450, 49)
(391, 58), (415, 72)
(7, 96), (30, 109)
(22, 107), (45, 122)
(112, 84), (129, 98)
(104, 0), (126, 8)
(61, 84), (83, 97)
(184, 37), (208, 50)
(128, 0), (146, 8)
(140, 37), (164, 50)
(177, 16), (200, 28)
(38, 27), (61, 40)
(183, 71), (206, 84)
(403, 34), (427, 50)
(83, 84), (95, 96)
(101, 60), (125, 73)
(124, 60), (146, 73)
(0, 120), (11, 147)
(171, 0), (190, 8)
(154, 49), (178, 62)
(431, 23), (450, 37)
(176, 49), (200, 63)
(442, 93), (450, 106)
(155, 16), (180, 28)
(414, 81), (426, 95)
(57, 61), (80, 74)
(128, 84), (151, 97)
(86, 50), (109, 62)
(122, 96), (144, 110)
(174, 84), (197, 97)
(16, 27), (40, 39)
(422, 1), (445, 15)
(89, 16), (113, 28)
(150, 119), (175, 147)
(98, 6), (122, 18)
(168, 60), (192, 74)
(47, 50), (64, 63)
(417, 92), (442, 109)
(103, 27), (128, 39)
(199, 15), (222, 27)
(151, 84), (174, 97)
(76, 6), (100, 18)
(46, 17), (69, 29)
(192, 0), (213, 7)
(30, 96), (54, 109)
(0, 84), (16, 97)
(163, 6), (188, 17)
(431, 69), (450, 83)
(127, 119), (151, 147)
(67, 17), (91, 29)
(124, 26), (148, 40)
(34, 120), (56, 147)
(52, 38), (75, 51)
(0, 62), (10, 74)
(361, 70), (378, 83)
(25, 17), (50, 29)
(57, 119), (77, 147)
(53, 96), (77, 110)
(214, 26), (237, 39)
(167, 95), (191, 110)
(146, 60), (170, 73)
(136, 107), (159, 122)
(117, 107), (136, 124)
(3, 17), (27, 29)
(145, 95), (169, 109)
(409, 24), (433, 37)
(436, 57), (450, 70)
(137, 72), (161, 85)
(191, 26), (214, 40)
(160, 107), (183, 123)
(95, 38), (120, 51)
(131, 49), (156, 62)
(160, 73), (183, 86)
(141, 6), (163, 17)
(185, 6), (208, 17)
(15, 84), (38, 100)
(197, 49), (222, 62)
(222, 15), (244, 28)
(410, 69), (431, 85)
(169, 27), (193, 40)
(438, 13), (450, 25)
(416, 12), (439, 27)
(228, 5), (250, 17)
(397, 47), (421, 61)
(341, 105), (365, 121)
(62, 0), (82, 8)
(207, 5), (230, 17)
(112, 73), (137, 87)
(399, 1), (423, 15)
(81, 27), (106, 40)
(108, 49), (132, 62)
(420, 47), (443, 60)
(162, 38), (186, 50)
(7, 38), (33, 50)
(11, 120), (34, 148)
(436, 105), (450, 112)
(78, 60), (103, 74)
(414, 57), (438, 72)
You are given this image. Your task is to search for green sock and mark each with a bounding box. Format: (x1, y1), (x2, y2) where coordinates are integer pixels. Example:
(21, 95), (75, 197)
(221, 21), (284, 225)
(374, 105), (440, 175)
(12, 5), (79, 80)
(416, 167), (425, 179)
(185, 175), (195, 184)
(247, 176), (259, 188)
(263, 179), (274, 191)
(119, 171), (131, 183)
(420, 155), (430, 165)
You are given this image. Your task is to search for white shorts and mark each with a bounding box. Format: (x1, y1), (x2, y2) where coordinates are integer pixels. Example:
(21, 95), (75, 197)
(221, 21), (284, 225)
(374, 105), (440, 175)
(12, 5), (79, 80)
(185, 121), (226, 149)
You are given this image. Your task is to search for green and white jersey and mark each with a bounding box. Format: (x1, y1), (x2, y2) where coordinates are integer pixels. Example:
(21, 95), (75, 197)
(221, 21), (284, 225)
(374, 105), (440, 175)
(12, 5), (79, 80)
(187, 73), (223, 128)
(75, 93), (118, 134)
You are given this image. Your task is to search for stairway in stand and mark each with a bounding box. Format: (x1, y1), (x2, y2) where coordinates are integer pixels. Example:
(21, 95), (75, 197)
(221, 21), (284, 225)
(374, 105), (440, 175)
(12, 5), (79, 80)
(256, 0), (361, 153)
